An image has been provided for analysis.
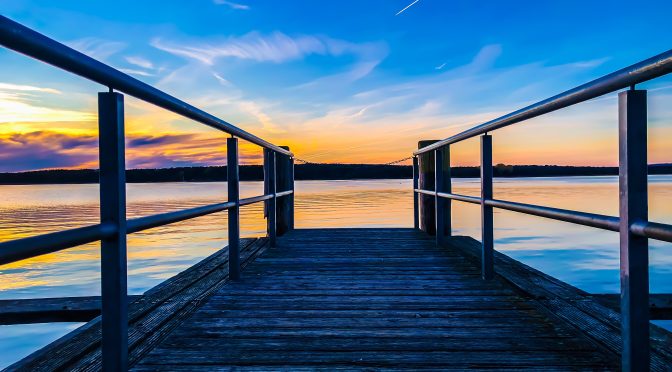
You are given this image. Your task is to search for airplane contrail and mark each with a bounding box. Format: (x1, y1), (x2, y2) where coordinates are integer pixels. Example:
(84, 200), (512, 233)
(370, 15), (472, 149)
(395, 0), (420, 16)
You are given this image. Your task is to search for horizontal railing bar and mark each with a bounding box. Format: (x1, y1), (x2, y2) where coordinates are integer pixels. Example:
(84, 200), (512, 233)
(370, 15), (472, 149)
(414, 188), (436, 196)
(415, 49), (672, 155)
(127, 201), (235, 234)
(0, 190), (283, 265)
(485, 198), (620, 232)
(0, 16), (291, 156)
(437, 192), (481, 205)
(631, 220), (672, 243)
(417, 188), (672, 242)
(275, 190), (293, 198)
(416, 187), (621, 231)
(239, 194), (273, 206)
(0, 223), (116, 266)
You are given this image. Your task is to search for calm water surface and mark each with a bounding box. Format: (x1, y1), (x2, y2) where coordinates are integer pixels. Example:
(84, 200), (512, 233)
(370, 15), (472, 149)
(1, 176), (671, 367)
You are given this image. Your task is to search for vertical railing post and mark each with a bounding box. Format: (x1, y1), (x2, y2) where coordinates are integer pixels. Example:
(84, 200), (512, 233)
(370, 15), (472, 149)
(276, 146), (292, 235)
(98, 91), (128, 371)
(418, 140), (439, 234)
(267, 151), (277, 247)
(227, 137), (240, 281)
(263, 149), (270, 220)
(481, 134), (494, 280)
(435, 146), (451, 245)
(412, 156), (419, 229)
(289, 156), (295, 230)
(618, 88), (649, 371)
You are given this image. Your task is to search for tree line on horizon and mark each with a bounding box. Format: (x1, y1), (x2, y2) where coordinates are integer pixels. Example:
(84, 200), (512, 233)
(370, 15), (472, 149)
(0, 163), (670, 184)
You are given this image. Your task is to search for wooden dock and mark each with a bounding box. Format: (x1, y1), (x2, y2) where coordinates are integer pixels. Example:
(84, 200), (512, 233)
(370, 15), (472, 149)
(10, 228), (672, 371)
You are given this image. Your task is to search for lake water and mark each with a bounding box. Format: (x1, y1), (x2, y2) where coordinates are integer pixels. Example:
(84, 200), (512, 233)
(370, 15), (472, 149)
(1, 176), (671, 367)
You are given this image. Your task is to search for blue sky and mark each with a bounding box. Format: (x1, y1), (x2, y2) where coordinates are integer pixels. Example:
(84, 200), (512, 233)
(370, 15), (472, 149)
(0, 0), (671, 170)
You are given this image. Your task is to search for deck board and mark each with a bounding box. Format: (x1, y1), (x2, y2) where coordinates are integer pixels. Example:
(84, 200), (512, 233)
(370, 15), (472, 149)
(133, 228), (620, 370)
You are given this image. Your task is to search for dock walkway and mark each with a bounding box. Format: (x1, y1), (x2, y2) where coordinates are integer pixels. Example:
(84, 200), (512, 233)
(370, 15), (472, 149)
(132, 228), (622, 370)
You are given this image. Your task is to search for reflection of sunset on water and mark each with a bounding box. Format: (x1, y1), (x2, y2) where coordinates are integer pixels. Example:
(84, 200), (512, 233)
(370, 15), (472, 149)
(1, 177), (671, 297)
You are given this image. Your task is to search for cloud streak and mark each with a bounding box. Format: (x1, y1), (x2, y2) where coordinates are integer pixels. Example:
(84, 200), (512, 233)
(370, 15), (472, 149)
(213, 0), (250, 10)
(151, 32), (386, 65)
(125, 56), (154, 69)
(0, 83), (94, 124)
(66, 37), (126, 61)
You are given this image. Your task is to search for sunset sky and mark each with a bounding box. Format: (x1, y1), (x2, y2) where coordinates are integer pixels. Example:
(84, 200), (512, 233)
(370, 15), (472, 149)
(1, 0), (671, 171)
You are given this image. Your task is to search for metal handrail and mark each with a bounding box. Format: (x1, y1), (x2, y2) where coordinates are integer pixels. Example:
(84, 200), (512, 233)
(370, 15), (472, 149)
(415, 49), (672, 155)
(0, 16), (291, 156)
(0, 189), (295, 266)
(0, 223), (116, 265)
(411, 49), (672, 370)
(0, 17), (298, 369)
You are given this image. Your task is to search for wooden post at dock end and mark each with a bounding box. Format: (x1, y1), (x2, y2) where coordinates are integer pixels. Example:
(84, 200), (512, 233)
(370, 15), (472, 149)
(418, 140), (439, 235)
(276, 146), (293, 236)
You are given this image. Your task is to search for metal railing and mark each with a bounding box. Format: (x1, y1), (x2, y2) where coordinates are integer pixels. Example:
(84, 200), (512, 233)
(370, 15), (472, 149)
(0, 16), (294, 370)
(412, 49), (672, 371)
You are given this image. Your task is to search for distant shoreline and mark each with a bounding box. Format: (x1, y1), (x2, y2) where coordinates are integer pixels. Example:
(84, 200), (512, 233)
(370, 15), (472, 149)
(0, 163), (671, 185)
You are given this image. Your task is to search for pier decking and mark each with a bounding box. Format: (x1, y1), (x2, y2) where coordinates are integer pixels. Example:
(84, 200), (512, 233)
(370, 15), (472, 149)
(14, 228), (672, 370)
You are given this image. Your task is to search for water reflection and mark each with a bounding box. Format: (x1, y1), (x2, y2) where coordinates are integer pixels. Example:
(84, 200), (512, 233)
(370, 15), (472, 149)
(0, 177), (671, 367)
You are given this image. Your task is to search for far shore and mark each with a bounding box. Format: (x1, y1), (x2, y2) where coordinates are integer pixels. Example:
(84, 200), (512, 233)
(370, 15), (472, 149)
(0, 163), (670, 185)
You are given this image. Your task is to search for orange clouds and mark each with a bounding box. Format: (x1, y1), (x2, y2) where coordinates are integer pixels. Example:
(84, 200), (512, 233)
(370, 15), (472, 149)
(0, 130), (265, 172)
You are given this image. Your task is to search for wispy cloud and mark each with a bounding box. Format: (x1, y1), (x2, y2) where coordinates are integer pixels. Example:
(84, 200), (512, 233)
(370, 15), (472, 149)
(125, 56), (154, 70)
(119, 68), (154, 77)
(212, 72), (232, 86)
(213, 0), (250, 10)
(435, 62), (447, 70)
(396, 0), (420, 16)
(0, 83), (61, 94)
(66, 37), (126, 61)
(0, 84), (94, 124)
(151, 32), (382, 65)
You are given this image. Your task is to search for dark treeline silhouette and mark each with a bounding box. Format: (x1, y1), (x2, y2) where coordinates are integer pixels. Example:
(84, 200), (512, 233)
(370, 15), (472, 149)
(0, 163), (671, 184)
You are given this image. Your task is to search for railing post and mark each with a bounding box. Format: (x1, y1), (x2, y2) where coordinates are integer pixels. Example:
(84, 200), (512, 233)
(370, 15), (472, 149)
(435, 146), (451, 245)
(98, 91), (128, 371)
(227, 137), (240, 281)
(412, 156), (419, 229)
(263, 149), (270, 219)
(266, 151), (277, 247)
(618, 88), (649, 371)
(289, 156), (295, 230)
(276, 146), (292, 236)
(418, 140), (439, 234)
(481, 134), (494, 280)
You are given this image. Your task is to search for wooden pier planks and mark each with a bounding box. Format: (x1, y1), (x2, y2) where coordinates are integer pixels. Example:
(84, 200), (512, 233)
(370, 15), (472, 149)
(6, 237), (269, 372)
(133, 228), (621, 370)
